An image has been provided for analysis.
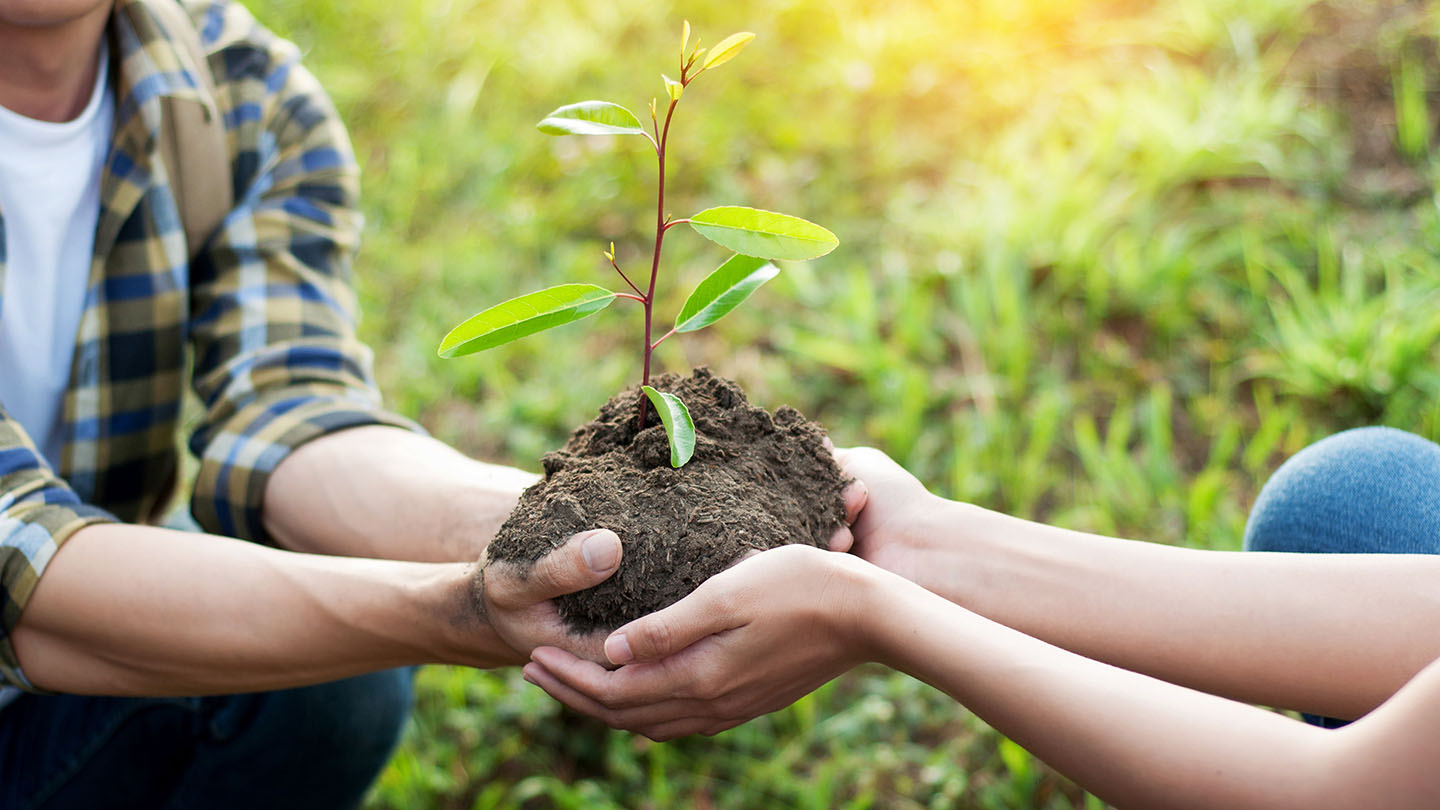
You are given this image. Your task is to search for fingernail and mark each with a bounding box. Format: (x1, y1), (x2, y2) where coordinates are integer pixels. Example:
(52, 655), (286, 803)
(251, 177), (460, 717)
(605, 633), (633, 665)
(521, 665), (538, 686)
(581, 530), (620, 572)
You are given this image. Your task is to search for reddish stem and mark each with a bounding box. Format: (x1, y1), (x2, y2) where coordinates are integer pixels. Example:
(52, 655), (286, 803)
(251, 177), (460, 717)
(615, 293), (646, 303)
(611, 259), (644, 297)
(638, 98), (680, 429)
(650, 326), (678, 350)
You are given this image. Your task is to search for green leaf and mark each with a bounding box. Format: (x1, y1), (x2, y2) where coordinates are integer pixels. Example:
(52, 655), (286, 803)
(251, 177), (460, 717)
(688, 206), (839, 260)
(536, 101), (647, 136)
(663, 74), (684, 101)
(438, 284), (616, 358)
(681, 20), (691, 57)
(641, 386), (696, 468)
(703, 32), (755, 70)
(675, 254), (779, 333)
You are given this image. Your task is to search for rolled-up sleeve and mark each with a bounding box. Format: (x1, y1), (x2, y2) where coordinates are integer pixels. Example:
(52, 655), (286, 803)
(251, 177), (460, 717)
(0, 410), (115, 691)
(187, 3), (419, 544)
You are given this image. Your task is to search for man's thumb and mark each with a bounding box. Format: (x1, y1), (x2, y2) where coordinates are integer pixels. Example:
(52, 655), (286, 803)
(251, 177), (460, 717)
(486, 529), (621, 608)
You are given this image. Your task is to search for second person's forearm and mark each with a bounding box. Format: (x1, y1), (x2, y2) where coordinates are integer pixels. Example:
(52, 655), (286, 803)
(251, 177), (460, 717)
(870, 575), (1352, 810)
(905, 501), (1440, 718)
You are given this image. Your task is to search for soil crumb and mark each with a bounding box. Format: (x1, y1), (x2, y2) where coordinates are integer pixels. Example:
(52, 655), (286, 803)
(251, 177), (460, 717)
(486, 367), (849, 634)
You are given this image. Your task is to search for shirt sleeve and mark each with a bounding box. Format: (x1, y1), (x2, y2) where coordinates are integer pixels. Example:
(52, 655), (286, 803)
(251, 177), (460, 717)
(0, 408), (116, 691)
(186, 1), (421, 544)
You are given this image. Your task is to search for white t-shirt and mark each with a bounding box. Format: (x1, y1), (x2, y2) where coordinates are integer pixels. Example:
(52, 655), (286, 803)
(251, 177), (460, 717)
(0, 42), (114, 472)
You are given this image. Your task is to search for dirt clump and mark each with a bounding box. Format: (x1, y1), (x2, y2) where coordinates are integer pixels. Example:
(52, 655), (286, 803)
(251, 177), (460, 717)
(486, 367), (848, 634)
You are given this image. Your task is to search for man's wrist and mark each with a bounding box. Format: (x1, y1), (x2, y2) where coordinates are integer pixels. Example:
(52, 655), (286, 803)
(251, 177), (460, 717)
(421, 562), (524, 669)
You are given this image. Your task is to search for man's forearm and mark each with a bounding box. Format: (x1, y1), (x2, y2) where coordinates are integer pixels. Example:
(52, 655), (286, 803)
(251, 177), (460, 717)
(907, 500), (1440, 719)
(12, 522), (516, 696)
(263, 426), (539, 562)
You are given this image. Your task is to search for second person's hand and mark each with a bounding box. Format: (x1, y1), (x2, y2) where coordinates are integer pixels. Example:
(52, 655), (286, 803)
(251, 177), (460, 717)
(522, 544), (881, 740)
(834, 446), (959, 586)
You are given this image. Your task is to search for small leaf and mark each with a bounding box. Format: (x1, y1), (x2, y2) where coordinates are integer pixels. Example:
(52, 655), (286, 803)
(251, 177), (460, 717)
(675, 254), (779, 333)
(688, 206), (839, 260)
(702, 32), (755, 70)
(439, 284), (616, 358)
(687, 48), (707, 71)
(641, 386), (696, 468)
(537, 101), (646, 136)
(663, 74), (684, 101)
(681, 20), (691, 57)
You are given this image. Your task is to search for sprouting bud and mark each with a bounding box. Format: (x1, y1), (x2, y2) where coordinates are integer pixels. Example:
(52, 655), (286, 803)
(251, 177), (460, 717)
(681, 20), (691, 58)
(663, 74), (684, 101)
(604, 242), (615, 262)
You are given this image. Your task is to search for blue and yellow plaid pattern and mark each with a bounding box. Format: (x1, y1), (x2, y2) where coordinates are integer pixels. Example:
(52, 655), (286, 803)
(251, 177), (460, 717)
(0, 0), (417, 691)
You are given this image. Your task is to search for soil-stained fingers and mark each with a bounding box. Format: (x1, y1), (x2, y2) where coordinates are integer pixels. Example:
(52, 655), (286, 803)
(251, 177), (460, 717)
(484, 529), (622, 609)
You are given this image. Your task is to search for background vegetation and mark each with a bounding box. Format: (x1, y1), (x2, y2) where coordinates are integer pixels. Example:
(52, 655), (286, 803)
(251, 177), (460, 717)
(247, 0), (1440, 806)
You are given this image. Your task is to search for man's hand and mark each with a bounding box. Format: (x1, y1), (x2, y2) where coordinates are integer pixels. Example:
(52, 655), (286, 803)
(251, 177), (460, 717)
(521, 544), (878, 740)
(479, 529), (624, 665)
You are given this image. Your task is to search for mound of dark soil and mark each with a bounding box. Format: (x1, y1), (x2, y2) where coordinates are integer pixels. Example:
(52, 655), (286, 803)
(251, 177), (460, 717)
(486, 367), (848, 634)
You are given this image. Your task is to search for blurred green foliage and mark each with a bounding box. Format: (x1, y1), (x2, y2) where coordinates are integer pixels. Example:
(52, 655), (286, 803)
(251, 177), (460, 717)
(246, 0), (1440, 806)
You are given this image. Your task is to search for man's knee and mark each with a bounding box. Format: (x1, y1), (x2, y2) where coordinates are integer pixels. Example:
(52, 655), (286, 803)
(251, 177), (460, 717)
(1243, 426), (1440, 554)
(173, 668), (415, 810)
(265, 667), (415, 773)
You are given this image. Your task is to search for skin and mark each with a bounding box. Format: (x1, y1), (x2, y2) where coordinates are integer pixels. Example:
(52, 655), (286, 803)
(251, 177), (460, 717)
(526, 447), (1440, 807)
(0, 0), (111, 121)
(15, 520), (621, 695)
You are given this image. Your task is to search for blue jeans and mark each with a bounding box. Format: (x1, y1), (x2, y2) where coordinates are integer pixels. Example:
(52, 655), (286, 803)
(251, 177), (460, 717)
(0, 664), (413, 810)
(1243, 426), (1440, 727)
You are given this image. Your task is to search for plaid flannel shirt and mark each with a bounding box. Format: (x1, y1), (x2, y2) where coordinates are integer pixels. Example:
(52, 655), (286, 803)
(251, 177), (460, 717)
(0, 0), (417, 692)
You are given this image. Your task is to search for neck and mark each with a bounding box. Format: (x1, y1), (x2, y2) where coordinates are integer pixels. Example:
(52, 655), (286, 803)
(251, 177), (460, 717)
(0, 3), (113, 122)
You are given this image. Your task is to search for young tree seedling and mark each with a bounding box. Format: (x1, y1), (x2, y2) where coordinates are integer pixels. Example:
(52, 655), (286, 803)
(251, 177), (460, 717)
(438, 23), (837, 468)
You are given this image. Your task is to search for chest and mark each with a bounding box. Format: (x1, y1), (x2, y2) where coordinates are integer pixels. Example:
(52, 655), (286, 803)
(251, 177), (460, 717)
(0, 166), (191, 499)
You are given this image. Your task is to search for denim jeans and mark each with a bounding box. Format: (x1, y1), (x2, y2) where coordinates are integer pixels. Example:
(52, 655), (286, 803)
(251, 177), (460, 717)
(1243, 426), (1440, 727)
(0, 667), (412, 810)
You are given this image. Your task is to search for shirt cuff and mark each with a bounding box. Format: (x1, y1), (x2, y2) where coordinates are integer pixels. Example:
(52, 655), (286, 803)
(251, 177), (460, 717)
(190, 385), (423, 543)
(1, 483), (117, 693)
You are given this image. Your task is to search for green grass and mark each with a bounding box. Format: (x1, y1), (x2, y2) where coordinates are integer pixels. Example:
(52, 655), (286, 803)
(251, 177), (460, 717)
(244, 0), (1440, 806)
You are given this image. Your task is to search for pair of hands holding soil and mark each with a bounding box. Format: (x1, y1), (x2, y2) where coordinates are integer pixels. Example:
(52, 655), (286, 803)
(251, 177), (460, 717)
(478, 446), (938, 740)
